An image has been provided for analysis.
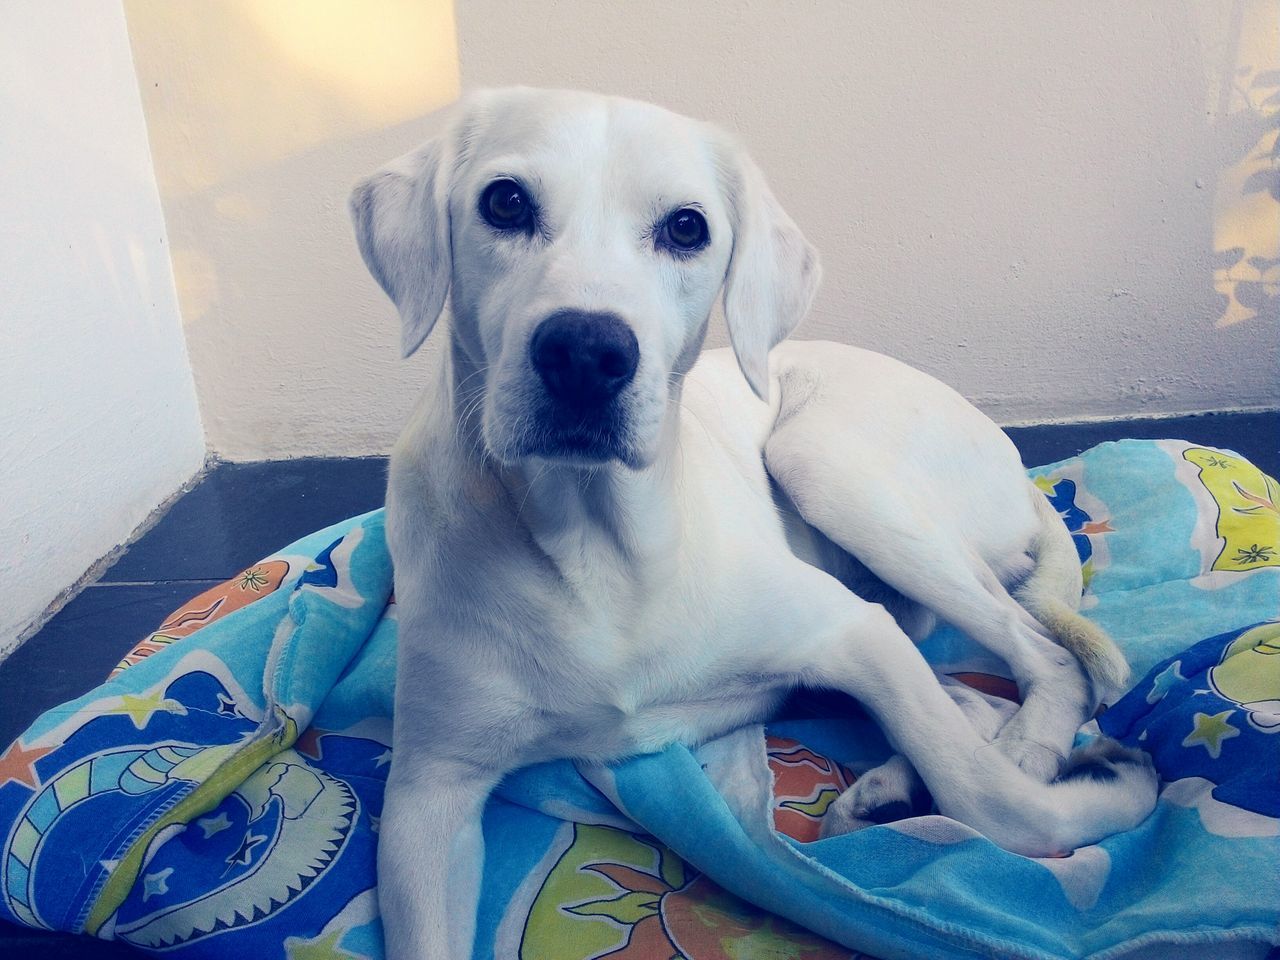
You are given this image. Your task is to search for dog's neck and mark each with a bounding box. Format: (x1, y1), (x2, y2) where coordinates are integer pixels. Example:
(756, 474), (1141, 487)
(447, 338), (683, 580)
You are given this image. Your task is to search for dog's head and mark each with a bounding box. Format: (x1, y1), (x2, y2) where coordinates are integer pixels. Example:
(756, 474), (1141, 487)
(351, 87), (819, 468)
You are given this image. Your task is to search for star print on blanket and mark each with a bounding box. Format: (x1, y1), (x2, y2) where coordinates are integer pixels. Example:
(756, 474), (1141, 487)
(0, 441), (1277, 959)
(1100, 621), (1280, 827)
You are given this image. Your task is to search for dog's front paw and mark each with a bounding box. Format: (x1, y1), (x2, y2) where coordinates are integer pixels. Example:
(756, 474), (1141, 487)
(818, 754), (930, 839)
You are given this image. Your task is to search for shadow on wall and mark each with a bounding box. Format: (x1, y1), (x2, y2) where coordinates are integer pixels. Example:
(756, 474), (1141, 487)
(124, 0), (461, 456)
(1212, 1), (1279, 327)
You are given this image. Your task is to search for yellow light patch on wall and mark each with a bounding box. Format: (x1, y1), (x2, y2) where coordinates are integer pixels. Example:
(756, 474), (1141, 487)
(121, 0), (460, 456)
(237, 1), (457, 124)
(1209, 1), (1279, 327)
(124, 0), (460, 193)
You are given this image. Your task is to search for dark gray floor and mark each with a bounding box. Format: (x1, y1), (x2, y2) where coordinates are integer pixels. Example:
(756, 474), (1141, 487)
(0, 411), (1275, 956)
(1002, 410), (1276, 478)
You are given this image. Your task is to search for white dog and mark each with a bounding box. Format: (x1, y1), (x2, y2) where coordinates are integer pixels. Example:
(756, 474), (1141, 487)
(350, 87), (1157, 960)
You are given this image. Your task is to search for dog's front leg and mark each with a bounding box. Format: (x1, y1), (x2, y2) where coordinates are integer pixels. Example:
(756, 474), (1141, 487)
(378, 756), (501, 960)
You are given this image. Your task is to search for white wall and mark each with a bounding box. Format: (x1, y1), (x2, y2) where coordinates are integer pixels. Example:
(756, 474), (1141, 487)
(134, 1), (1277, 459)
(456, 0), (1279, 424)
(0, 1), (205, 656)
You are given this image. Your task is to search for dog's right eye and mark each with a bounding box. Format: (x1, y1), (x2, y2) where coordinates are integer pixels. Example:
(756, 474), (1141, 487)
(480, 179), (534, 233)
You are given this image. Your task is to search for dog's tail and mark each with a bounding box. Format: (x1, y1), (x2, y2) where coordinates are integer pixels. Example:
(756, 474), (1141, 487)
(1013, 483), (1130, 695)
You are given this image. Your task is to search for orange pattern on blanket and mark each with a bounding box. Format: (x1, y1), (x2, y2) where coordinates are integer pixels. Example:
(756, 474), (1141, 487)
(768, 736), (857, 842)
(659, 874), (863, 960)
(949, 672), (1021, 703)
(108, 560), (291, 677)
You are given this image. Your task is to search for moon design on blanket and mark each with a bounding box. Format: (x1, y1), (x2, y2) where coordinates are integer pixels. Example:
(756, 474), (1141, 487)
(296, 527), (367, 609)
(110, 749), (358, 949)
(1033, 473), (1114, 589)
(1, 744), (208, 930)
(1208, 622), (1280, 733)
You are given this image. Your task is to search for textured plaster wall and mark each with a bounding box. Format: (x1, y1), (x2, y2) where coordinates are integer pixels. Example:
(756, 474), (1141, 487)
(0, 1), (205, 656)
(130, 1), (1277, 459)
(457, 0), (1279, 425)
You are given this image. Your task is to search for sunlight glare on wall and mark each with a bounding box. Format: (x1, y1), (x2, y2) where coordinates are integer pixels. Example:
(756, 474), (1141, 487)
(236, 0), (460, 135)
(121, 0), (461, 456)
(1210, 1), (1279, 327)
(125, 0), (460, 194)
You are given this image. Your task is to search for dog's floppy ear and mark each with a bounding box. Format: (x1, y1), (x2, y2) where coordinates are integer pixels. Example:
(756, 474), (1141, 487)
(349, 136), (452, 358)
(719, 142), (821, 401)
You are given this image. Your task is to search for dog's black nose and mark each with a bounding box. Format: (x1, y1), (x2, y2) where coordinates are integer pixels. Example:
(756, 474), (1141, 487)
(530, 311), (639, 408)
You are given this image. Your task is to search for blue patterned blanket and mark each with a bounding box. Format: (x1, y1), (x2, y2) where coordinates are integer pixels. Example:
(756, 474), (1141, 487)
(1, 440), (1277, 959)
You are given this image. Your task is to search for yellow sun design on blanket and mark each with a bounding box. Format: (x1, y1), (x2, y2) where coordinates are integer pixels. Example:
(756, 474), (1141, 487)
(1183, 449), (1280, 572)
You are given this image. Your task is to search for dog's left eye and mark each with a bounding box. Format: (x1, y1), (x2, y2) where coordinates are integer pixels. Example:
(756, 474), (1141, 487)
(480, 179), (534, 232)
(659, 208), (709, 253)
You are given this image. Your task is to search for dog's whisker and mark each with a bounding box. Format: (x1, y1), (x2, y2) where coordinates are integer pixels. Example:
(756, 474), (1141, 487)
(513, 459), (556, 524)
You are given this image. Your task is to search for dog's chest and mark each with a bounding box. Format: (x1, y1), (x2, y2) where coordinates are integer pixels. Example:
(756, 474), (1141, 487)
(497, 532), (802, 763)
(392, 386), (819, 765)
(521, 613), (790, 762)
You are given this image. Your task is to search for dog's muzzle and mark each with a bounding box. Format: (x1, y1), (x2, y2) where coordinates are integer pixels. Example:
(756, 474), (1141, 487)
(526, 310), (640, 461)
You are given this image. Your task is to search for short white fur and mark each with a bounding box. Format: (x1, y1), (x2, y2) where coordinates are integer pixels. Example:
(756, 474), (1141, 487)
(350, 88), (1156, 960)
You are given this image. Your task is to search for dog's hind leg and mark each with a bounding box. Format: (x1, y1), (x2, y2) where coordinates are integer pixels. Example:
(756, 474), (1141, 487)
(773, 568), (1157, 855)
(767, 414), (1101, 781)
